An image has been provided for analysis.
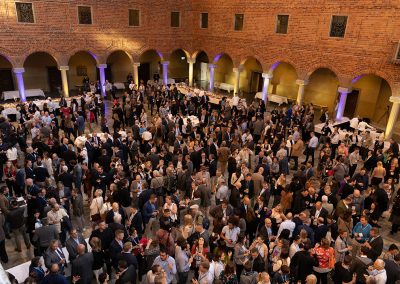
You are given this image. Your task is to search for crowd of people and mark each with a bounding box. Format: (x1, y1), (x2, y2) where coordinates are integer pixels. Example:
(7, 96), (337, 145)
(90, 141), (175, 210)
(0, 77), (399, 284)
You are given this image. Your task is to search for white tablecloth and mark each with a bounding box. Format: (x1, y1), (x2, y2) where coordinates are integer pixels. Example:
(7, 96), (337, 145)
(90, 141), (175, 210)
(2, 89), (45, 100)
(114, 82), (125, 90)
(1, 108), (20, 120)
(183, 115), (200, 127)
(255, 92), (288, 105)
(215, 82), (234, 93)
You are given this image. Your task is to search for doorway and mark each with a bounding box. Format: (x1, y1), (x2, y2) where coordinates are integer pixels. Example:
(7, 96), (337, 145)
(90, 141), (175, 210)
(105, 64), (112, 82)
(47, 67), (62, 94)
(138, 63), (150, 84)
(0, 69), (14, 94)
(250, 71), (263, 93)
(343, 89), (359, 118)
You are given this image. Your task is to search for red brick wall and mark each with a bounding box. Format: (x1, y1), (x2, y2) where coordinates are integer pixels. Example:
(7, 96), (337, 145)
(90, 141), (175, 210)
(1, 0), (400, 93)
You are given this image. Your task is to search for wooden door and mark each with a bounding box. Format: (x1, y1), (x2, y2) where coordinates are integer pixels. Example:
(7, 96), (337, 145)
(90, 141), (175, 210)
(343, 89), (359, 118)
(0, 69), (14, 94)
(47, 67), (62, 93)
(250, 71), (262, 93)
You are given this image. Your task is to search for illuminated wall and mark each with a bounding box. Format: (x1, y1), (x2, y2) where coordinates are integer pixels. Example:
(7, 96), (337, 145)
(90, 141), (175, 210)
(107, 51), (132, 83)
(23, 52), (58, 92)
(270, 62), (298, 100)
(240, 58), (263, 93)
(68, 52), (97, 87)
(215, 54), (234, 86)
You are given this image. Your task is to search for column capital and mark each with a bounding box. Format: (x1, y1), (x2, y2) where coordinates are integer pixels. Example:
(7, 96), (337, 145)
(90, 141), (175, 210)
(262, 73), (273, 79)
(133, 62), (140, 67)
(13, 67), (25, 74)
(389, 96), (400, 104)
(233, 65), (244, 73)
(59, 66), (69, 71)
(338, 87), (351, 94)
(208, 64), (217, 69)
(161, 61), (170, 66)
(187, 58), (196, 64)
(296, 79), (308, 86)
(97, 64), (107, 69)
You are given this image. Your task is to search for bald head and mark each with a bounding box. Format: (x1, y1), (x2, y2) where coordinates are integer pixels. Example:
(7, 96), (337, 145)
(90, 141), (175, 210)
(374, 259), (385, 270)
(77, 244), (86, 255)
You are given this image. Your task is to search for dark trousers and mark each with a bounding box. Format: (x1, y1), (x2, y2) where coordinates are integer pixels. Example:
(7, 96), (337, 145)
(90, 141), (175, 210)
(315, 271), (328, 284)
(178, 271), (189, 284)
(331, 144), (338, 159)
(0, 240), (8, 263)
(391, 223), (399, 233)
(304, 147), (316, 165)
(291, 156), (299, 170)
(349, 164), (357, 177)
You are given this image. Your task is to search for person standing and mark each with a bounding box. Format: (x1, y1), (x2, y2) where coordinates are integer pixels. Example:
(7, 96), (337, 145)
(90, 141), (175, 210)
(71, 244), (94, 284)
(152, 249), (177, 284)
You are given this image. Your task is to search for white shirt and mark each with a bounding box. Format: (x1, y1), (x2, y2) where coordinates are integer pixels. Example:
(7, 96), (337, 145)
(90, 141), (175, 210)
(277, 220), (296, 238)
(309, 136), (319, 148)
(221, 225), (240, 248)
(198, 271), (213, 284)
(6, 147), (17, 161)
(350, 118), (359, 129)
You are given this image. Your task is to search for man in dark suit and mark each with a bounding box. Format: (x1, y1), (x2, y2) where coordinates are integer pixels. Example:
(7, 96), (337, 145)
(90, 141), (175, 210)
(127, 207), (143, 236)
(44, 240), (67, 271)
(314, 217), (328, 244)
(310, 202), (328, 227)
(109, 229), (125, 268)
(57, 167), (73, 189)
(117, 242), (138, 270)
(71, 244), (94, 284)
(250, 247), (265, 273)
(84, 137), (94, 167)
(210, 201), (234, 220)
(33, 218), (59, 255)
(65, 229), (87, 262)
(384, 254), (400, 284)
(229, 182), (242, 209)
(89, 221), (113, 251)
(116, 260), (136, 284)
(106, 202), (126, 225)
(363, 228), (383, 261)
(97, 149), (112, 172)
(241, 173), (254, 198)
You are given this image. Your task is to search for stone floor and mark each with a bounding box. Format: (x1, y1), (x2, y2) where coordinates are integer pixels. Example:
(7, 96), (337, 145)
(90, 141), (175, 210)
(1, 94), (399, 273)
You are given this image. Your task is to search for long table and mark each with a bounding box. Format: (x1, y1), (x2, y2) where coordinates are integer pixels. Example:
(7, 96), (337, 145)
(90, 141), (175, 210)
(2, 89), (45, 100)
(255, 92), (288, 105)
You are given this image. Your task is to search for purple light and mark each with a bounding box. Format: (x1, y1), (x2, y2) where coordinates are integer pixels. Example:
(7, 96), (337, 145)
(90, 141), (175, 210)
(270, 61), (281, 72)
(352, 75), (364, 84)
(15, 72), (26, 102)
(213, 53), (223, 63)
(335, 91), (347, 121)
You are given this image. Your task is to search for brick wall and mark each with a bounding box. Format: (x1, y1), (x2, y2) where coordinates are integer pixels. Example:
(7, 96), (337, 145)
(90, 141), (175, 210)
(1, 0), (400, 93)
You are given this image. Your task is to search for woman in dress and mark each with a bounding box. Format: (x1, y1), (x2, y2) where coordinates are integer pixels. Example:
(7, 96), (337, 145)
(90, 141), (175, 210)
(371, 161), (386, 186)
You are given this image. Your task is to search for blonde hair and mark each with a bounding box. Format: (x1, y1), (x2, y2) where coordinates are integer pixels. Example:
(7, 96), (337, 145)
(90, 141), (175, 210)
(184, 214), (193, 227)
(306, 274), (317, 284)
(90, 237), (102, 252)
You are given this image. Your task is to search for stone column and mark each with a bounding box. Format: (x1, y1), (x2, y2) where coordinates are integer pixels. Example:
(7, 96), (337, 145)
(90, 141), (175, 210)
(296, 79), (308, 105)
(208, 64), (216, 91)
(59, 66), (69, 97)
(261, 73), (273, 103)
(188, 58), (196, 87)
(13, 68), (26, 102)
(385, 96), (400, 139)
(162, 61), (169, 85)
(97, 64), (107, 97)
(233, 65), (244, 96)
(133, 62), (140, 86)
(336, 87), (351, 121)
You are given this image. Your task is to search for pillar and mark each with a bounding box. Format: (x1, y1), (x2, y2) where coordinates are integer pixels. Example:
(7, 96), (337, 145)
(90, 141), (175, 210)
(385, 96), (400, 139)
(162, 61), (169, 85)
(133, 62), (140, 86)
(13, 68), (26, 102)
(296, 79), (308, 105)
(59, 66), (69, 97)
(208, 64), (216, 91)
(97, 64), (107, 97)
(233, 65), (244, 96)
(261, 73), (273, 103)
(188, 58), (196, 87)
(336, 87), (351, 121)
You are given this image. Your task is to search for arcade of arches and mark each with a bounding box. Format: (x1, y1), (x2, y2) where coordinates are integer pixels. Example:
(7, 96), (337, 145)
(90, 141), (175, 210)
(0, 49), (399, 138)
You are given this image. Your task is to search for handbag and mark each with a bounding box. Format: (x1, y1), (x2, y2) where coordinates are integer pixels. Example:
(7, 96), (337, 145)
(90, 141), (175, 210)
(91, 199), (102, 222)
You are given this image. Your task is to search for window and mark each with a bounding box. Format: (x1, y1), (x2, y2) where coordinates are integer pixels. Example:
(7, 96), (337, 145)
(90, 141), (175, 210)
(201, 12), (208, 29)
(78, 6), (92, 25)
(330, 15), (348, 38)
(276, 15), (289, 34)
(234, 14), (244, 31)
(15, 2), (34, 23)
(171, 11), (180, 27)
(129, 9), (140, 26)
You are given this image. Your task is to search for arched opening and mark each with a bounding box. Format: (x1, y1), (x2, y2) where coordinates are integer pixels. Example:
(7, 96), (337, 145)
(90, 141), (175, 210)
(214, 53), (234, 94)
(23, 52), (60, 95)
(269, 62), (298, 100)
(0, 55), (14, 97)
(169, 49), (189, 83)
(351, 74), (392, 127)
(193, 51), (209, 89)
(68, 51), (98, 94)
(106, 50), (133, 91)
(138, 49), (162, 85)
(304, 68), (339, 113)
(240, 57), (263, 94)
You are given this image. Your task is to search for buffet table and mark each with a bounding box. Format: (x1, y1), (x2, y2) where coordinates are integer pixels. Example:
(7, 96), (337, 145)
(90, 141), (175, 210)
(114, 82), (126, 90)
(215, 82), (234, 93)
(255, 92), (288, 105)
(2, 89), (45, 100)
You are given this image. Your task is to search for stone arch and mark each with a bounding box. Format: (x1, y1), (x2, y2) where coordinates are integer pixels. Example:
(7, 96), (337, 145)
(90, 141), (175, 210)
(104, 49), (133, 64)
(266, 60), (299, 101)
(305, 64), (342, 84)
(23, 50), (60, 67)
(351, 72), (393, 125)
(191, 50), (211, 62)
(239, 56), (264, 93)
(267, 60), (298, 76)
(67, 50), (100, 65)
(138, 49), (164, 61)
(168, 48), (190, 59)
(239, 55), (264, 72)
(351, 70), (394, 92)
